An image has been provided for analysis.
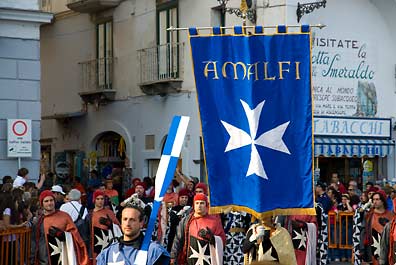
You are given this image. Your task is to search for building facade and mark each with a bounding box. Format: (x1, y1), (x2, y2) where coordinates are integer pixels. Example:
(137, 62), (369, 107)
(40, 0), (396, 190)
(0, 0), (52, 179)
(297, 0), (396, 185)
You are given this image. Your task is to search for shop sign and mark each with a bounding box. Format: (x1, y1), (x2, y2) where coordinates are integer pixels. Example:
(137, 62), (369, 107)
(312, 34), (378, 117)
(54, 152), (71, 179)
(314, 116), (391, 138)
(317, 144), (387, 157)
(55, 161), (70, 179)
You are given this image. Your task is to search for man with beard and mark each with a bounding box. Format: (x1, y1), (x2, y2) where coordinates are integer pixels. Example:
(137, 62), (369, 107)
(91, 189), (122, 264)
(170, 193), (226, 265)
(30, 190), (88, 265)
(361, 191), (393, 265)
(96, 205), (170, 264)
(134, 181), (153, 204)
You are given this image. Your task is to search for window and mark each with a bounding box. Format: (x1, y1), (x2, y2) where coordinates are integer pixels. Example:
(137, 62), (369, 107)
(145, 135), (155, 150)
(157, 1), (179, 79)
(148, 159), (160, 177)
(97, 21), (113, 89)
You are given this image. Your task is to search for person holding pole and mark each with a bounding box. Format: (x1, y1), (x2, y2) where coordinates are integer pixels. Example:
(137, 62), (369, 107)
(96, 204), (170, 264)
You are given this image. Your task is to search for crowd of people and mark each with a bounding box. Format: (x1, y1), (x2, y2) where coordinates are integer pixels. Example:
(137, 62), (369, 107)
(2, 168), (396, 265)
(315, 172), (396, 265)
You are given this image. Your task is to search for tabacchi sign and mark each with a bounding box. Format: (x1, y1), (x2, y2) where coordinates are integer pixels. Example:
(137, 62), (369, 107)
(7, 119), (32, 157)
(314, 116), (391, 138)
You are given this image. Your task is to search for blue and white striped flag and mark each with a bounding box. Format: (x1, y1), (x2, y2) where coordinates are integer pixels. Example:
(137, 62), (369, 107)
(135, 115), (189, 264)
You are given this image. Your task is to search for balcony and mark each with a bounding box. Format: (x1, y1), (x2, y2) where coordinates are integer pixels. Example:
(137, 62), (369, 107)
(66, 0), (121, 13)
(78, 57), (116, 106)
(138, 42), (184, 96)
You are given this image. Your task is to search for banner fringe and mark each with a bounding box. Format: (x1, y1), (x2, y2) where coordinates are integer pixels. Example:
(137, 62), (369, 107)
(209, 205), (316, 219)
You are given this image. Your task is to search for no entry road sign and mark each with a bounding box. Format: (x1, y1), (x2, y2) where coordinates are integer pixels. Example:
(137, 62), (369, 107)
(8, 119), (32, 157)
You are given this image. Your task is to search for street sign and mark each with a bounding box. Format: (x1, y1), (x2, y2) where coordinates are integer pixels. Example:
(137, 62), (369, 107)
(7, 119), (32, 157)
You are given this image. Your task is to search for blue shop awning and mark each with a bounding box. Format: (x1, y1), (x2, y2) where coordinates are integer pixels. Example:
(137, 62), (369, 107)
(314, 137), (395, 157)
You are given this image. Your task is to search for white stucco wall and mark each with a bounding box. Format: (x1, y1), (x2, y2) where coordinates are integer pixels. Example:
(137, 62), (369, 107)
(54, 93), (202, 179)
(0, 2), (52, 179)
(0, 0), (38, 10)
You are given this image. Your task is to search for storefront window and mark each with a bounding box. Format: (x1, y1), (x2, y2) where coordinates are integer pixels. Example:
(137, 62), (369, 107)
(318, 156), (383, 190)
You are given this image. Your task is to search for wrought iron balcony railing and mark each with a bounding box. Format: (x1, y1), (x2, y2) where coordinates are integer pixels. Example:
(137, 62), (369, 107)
(79, 57), (114, 92)
(138, 42), (184, 86)
(78, 57), (116, 104)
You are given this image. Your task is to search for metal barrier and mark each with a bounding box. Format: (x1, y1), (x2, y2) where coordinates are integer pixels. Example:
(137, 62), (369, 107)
(0, 227), (31, 265)
(328, 211), (354, 249)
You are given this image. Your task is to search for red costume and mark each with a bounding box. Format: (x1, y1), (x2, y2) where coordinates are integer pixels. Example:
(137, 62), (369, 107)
(90, 208), (120, 264)
(363, 209), (393, 265)
(286, 215), (317, 265)
(32, 211), (89, 265)
(31, 191), (88, 265)
(170, 193), (226, 265)
(91, 191), (121, 265)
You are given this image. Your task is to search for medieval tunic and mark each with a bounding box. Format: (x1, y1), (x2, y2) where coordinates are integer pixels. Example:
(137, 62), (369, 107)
(157, 203), (172, 249)
(91, 208), (121, 264)
(362, 209), (393, 265)
(165, 205), (191, 252)
(223, 211), (251, 265)
(316, 203), (329, 265)
(353, 202), (370, 265)
(96, 233), (170, 265)
(171, 213), (226, 265)
(157, 192), (179, 248)
(285, 215), (317, 265)
(31, 210), (89, 265)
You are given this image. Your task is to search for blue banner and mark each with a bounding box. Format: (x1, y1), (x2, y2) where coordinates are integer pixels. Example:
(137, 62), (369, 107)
(189, 26), (315, 217)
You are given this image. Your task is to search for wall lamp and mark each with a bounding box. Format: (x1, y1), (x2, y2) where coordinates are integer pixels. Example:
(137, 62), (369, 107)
(296, 0), (326, 23)
(217, 0), (256, 24)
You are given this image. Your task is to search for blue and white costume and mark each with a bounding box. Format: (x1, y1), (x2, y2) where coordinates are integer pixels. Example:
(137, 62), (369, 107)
(96, 234), (170, 265)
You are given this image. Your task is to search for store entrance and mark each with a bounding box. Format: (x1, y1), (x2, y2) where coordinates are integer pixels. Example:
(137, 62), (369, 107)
(318, 157), (363, 188)
(93, 131), (127, 197)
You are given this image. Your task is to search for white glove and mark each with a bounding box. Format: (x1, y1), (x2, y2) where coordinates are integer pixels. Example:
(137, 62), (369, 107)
(122, 193), (146, 208)
(249, 225), (265, 242)
(177, 206), (191, 216)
